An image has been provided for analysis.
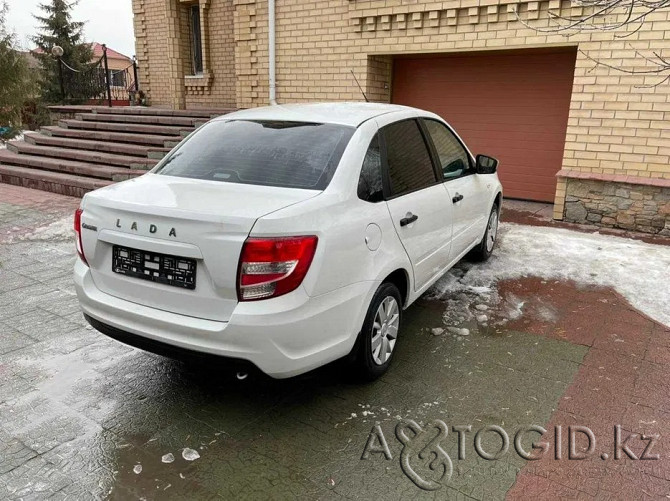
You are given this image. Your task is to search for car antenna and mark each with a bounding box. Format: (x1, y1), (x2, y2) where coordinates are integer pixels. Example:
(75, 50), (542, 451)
(350, 70), (369, 103)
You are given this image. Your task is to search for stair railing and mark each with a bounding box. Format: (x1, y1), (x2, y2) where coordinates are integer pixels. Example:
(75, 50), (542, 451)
(56, 44), (140, 107)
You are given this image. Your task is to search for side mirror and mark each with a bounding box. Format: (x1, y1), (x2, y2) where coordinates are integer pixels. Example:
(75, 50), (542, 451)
(476, 154), (498, 174)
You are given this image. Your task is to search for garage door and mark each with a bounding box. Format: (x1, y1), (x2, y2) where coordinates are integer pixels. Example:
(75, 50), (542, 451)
(392, 48), (577, 202)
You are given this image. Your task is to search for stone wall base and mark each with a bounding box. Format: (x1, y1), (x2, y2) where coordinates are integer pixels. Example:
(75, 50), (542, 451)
(564, 179), (670, 236)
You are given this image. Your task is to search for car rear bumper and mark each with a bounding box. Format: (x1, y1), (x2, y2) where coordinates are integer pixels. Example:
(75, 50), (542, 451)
(74, 259), (377, 378)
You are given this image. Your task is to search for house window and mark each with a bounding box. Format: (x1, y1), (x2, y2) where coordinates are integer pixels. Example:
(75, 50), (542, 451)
(109, 70), (127, 88)
(189, 4), (203, 75)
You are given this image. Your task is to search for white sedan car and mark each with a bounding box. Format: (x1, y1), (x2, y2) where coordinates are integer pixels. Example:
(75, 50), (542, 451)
(74, 103), (502, 380)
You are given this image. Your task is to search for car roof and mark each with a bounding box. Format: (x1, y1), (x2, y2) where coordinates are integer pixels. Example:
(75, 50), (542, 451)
(217, 102), (417, 127)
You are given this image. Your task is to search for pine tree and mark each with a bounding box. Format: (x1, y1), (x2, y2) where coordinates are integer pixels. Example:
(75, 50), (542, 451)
(32, 0), (93, 103)
(0, 1), (33, 140)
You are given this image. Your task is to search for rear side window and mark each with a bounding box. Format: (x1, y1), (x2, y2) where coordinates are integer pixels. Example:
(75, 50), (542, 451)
(424, 119), (471, 180)
(383, 120), (437, 197)
(357, 134), (383, 203)
(155, 120), (354, 190)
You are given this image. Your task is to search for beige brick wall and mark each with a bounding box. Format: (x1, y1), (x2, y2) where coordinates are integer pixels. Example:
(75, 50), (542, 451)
(134, 0), (670, 210)
(133, 0), (236, 109)
(133, 0), (186, 109)
(292, 2), (667, 179)
(185, 0), (236, 108)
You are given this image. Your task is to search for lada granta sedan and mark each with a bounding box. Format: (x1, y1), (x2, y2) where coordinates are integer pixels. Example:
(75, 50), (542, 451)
(74, 103), (502, 380)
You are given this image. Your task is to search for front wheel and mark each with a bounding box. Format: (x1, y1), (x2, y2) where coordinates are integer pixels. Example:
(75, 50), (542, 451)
(352, 282), (402, 381)
(471, 203), (499, 262)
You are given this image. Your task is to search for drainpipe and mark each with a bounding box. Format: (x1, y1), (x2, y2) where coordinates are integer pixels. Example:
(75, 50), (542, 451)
(268, 0), (277, 105)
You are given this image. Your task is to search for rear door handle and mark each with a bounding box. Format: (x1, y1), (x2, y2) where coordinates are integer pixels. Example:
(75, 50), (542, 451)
(452, 193), (464, 203)
(400, 213), (418, 227)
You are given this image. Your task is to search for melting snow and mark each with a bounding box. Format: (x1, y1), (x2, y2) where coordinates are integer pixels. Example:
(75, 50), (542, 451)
(430, 223), (670, 328)
(182, 448), (201, 461)
(162, 453), (175, 464)
(4, 216), (74, 244)
(0, 133), (23, 150)
(133, 465), (142, 475)
(447, 327), (470, 336)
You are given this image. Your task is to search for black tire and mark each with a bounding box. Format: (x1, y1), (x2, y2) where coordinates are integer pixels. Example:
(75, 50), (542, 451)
(351, 282), (403, 381)
(471, 203), (499, 262)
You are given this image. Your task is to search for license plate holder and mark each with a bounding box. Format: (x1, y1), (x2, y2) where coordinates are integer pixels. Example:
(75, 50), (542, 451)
(112, 245), (196, 290)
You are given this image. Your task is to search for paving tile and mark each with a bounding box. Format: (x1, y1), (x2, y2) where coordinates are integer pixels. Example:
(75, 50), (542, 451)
(0, 456), (73, 500)
(0, 429), (38, 476)
(0, 323), (38, 355)
(1, 184), (669, 499)
(645, 342), (670, 366)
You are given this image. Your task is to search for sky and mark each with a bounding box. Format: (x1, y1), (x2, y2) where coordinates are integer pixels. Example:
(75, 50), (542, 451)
(5, 0), (135, 58)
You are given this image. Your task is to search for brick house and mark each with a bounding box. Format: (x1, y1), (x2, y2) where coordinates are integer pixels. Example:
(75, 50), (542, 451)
(90, 43), (136, 88)
(90, 43), (137, 104)
(131, 0), (670, 234)
(32, 43), (137, 104)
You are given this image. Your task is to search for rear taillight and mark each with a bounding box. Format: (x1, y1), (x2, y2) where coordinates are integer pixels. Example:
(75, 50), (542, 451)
(237, 236), (318, 301)
(74, 208), (88, 266)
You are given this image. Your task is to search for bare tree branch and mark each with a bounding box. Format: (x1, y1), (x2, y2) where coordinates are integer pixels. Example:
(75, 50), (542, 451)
(513, 0), (670, 85)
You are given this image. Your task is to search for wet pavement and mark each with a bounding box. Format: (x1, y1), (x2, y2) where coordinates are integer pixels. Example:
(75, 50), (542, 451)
(0, 185), (669, 500)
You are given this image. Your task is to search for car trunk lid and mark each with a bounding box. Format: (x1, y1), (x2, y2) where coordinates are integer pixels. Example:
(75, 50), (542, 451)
(79, 174), (319, 322)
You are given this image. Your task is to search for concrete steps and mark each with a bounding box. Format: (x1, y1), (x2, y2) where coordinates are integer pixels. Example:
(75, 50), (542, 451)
(24, 131), (156, 157)
(50, 105), (233, 118)
(59, 119), (191, 137)
(41, 126), (180, 147)
(76, 112), (200, 127)
(8, 141), (157, 169)
(0, 164), (113, 197)
(0, 105), (234, 197)
(0, 151), (146, 181)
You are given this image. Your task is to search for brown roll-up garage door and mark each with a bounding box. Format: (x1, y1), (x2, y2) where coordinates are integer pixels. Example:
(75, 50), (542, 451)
(392, 48), (577, 202)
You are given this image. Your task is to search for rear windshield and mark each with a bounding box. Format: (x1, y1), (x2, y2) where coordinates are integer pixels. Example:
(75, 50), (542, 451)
(154, 120), (354, 190)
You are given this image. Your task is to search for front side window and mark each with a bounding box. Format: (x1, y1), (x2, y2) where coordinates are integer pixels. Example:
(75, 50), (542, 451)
(383, 120), (437, 197)
(189, 4), (203, 75)
(155, 120), (354, 190)
(424, 119), (470, 180)
(357, 134), (383, 202)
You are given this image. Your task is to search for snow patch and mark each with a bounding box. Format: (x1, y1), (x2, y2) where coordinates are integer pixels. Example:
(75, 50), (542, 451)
(162, 453), (175, 464)
(4, 216), (74, 244)
(534, 301), (559, 323)
(182, 448), (200, 461)
(0, 132), (24, 150)
(447, 327), (470, 336)
(431, 223), (670, 328)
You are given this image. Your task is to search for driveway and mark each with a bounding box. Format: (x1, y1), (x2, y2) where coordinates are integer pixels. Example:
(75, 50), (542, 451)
(0, 185), (669, 499)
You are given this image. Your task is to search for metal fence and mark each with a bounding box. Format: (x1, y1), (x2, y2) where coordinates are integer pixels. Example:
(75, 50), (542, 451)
(57, 44), (140, 107)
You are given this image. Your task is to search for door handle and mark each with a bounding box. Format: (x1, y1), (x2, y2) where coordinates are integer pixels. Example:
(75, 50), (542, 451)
(452, 193), (464, 204)
(400, 213), (418, 227)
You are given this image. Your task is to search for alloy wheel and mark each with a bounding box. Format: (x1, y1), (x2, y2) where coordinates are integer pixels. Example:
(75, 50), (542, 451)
(486, 210), (498, 252)
(371, 296), (400, 365)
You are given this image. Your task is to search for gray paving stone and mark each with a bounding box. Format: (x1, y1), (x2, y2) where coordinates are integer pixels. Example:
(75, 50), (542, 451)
(0, 323), (38, 355)
(0, 429), (38, 476)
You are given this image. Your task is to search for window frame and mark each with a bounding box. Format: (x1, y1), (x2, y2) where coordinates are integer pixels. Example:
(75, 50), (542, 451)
(379, 118), (442, 201)
(189, 4), (204, 75)
(419, 118), (475, 183)
(357, 133), (384, 203)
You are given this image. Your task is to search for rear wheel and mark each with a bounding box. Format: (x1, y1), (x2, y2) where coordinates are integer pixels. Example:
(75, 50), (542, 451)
(352, 282), (402, 381)
(471, 203), (499, 262)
